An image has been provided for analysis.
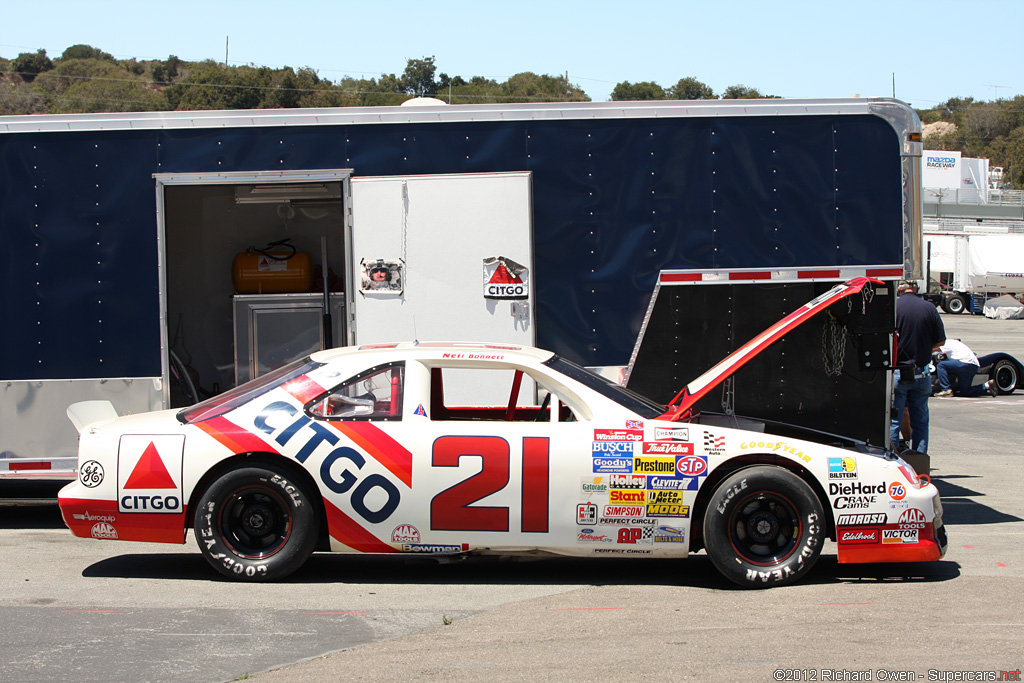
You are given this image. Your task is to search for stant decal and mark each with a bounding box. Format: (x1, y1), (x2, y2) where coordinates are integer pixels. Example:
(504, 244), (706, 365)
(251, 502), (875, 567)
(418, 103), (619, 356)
(117, 435), (184, 514)
(609, 489), (646, 504)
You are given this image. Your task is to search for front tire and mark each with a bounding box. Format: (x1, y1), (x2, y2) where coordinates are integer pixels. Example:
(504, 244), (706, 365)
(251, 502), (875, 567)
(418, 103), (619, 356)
(195, 465), (319, 581)
(991, 359), (1019, 394)
(703, 466), (824, 588)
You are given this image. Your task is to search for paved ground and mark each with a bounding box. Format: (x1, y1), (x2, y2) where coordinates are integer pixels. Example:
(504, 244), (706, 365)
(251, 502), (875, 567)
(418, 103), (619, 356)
(1, 310), (1021, 683)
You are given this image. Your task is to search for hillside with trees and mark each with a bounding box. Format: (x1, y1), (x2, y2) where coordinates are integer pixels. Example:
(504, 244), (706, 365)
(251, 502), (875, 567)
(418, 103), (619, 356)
(2, 44), (1022, 187)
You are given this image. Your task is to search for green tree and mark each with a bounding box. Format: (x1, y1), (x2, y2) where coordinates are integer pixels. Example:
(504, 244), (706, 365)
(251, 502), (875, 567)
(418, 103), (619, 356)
(667, 77), (715, 100)
(402, 56), (437, 97)
(611, 81), (664, 101)
(721, 84), (764, 99)
(33, 58), (162, 112)
(60, 44), (115, 62)
(12, 49), (54, 82)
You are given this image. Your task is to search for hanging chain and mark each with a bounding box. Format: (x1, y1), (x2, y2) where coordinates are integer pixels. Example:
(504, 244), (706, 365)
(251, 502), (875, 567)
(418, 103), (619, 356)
(822, 309), (847, 377)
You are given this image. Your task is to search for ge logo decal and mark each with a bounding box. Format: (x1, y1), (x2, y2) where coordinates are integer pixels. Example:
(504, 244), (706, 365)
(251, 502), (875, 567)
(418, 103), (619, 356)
(79, 461), (104, 488)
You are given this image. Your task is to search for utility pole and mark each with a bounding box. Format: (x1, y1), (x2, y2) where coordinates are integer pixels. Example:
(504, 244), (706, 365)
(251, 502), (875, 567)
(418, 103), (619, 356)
(225, 36), (229, 66)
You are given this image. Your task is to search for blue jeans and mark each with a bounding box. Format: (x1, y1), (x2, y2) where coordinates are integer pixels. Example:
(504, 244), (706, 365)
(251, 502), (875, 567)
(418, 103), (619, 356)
(891, 375), (931, 453)
(937, 359), (986, 397)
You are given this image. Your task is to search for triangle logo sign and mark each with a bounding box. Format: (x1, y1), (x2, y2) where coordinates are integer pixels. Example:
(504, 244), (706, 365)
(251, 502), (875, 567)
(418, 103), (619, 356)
(124, 442), (177, 490)
(488, 262), (523, 284)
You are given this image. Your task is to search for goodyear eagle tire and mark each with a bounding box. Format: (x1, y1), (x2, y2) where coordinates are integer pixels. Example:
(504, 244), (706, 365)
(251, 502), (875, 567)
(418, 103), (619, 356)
(195, 465), (319, 581)
(703, 466), (824, 588)
(991, 359), (1018, 394)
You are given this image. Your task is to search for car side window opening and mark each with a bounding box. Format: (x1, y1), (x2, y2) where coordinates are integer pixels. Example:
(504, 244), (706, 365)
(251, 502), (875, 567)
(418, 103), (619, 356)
(428, 365), (582, 422)
(308, 362), (404, 420)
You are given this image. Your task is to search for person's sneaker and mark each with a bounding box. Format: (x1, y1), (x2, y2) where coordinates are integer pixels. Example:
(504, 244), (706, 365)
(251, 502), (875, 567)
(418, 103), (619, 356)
(986, 379), (998, 397)
(934, 389), (954, 397)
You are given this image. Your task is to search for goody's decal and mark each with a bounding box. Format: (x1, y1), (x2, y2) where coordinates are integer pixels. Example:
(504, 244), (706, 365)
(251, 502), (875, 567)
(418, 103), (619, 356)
(117, 435), (184, 514)
(593, 457), (633, 473)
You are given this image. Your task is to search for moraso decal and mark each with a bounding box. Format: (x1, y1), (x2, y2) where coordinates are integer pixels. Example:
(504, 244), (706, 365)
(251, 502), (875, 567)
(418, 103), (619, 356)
(117, 435), (184, 514)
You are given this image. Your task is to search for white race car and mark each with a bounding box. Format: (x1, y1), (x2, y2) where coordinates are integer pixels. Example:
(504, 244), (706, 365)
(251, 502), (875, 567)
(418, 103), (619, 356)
(59, 278), (946, 588)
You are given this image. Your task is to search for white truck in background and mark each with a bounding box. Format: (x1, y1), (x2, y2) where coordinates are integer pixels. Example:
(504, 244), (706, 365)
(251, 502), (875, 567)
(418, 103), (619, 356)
(923, 231), (1024, 314)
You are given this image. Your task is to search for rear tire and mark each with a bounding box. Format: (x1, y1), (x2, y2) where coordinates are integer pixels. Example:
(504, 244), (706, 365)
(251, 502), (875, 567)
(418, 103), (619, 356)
(991, 359), (1019, 395)
(195, 465), (319, 581)
(703, 466), (824, 588)
(944, 294), (966, 315)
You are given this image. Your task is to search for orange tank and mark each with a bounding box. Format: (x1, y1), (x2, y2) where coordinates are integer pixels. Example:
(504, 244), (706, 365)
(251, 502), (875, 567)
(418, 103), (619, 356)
(232, 250), (313, 294)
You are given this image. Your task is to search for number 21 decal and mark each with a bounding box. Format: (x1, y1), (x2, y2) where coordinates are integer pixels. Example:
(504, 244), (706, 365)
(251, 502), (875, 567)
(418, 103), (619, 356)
(430, 436), (549, 533)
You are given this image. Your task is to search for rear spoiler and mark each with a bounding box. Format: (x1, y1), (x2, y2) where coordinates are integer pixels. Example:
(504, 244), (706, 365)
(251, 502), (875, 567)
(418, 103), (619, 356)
(659, 277), (883, 421)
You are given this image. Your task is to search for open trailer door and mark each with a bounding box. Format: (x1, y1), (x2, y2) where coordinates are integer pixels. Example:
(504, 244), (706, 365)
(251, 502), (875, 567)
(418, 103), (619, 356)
(349, 172), (535, 347)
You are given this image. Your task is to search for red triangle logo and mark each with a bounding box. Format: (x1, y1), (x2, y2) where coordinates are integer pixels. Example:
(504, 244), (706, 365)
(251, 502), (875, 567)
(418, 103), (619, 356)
(488, 262), (523, 284)
(124, 442), (177, 489)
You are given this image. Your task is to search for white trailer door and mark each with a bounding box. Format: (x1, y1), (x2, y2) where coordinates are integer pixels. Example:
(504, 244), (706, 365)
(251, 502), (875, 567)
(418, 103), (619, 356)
(349, 172), (535, 347)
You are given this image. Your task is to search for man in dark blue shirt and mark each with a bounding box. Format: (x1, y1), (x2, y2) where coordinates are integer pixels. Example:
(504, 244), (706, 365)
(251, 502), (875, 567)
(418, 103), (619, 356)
(891, 281), (945, 452)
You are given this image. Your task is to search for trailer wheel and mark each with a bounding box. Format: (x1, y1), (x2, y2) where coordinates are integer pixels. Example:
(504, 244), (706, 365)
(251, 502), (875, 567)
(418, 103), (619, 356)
(195, 465), (319, 581)
(991, 359), (1019, 394)
(703, 466), (824, 588)
(943, 294), (966, 315)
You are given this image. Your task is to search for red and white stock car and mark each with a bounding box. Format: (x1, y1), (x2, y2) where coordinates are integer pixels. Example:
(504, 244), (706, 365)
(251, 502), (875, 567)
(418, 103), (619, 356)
(59, 279), (946, 588)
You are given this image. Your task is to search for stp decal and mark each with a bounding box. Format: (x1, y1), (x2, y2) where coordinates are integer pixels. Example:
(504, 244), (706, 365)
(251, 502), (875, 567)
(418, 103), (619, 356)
(117, 435), (184, 514)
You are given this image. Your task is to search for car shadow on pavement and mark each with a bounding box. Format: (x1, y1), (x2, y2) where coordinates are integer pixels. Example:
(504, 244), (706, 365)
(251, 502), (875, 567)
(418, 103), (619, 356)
(81, 551), (961, 589)
(930, 474), (1023, 525)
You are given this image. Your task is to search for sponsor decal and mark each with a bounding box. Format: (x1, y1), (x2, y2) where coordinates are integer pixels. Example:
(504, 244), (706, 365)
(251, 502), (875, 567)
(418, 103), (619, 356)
(603, 505), (645, 517)
(600, 516), (656, 526)
(581, 478), (609, 495)
(608, 473), (646, 490)
(483, 256), (529, 300)
(577, 529), (614, 542)
(593, 457), (633, 474)
(833, 496), (877, 510)
(90, 522), (118, 539)
(703, 431), (725, 455)
(647, 490), (685, 505)
(882, 528), (919, 544)
(646, 503), (690, 517)
(654, 427), (689, 441)
(654, 526), (686, 543)
(926, 155), (957, 168)
(888, 482), (907, 501)
(739, 440), (810, 464)
(633, 457), (676, 474)
(898, 508), (926, 529)
(592, 548), (653, 555)
(676, 455), (708, 477)
(79, 461), (104, 488)
(117, 435), (184, 514)
(592, 442), (634, 454)
(625, 419), (643, 430)
(836, 513), (887, 525)
(828, 457), (857, 479)
(401, 543), (468, 554)
(577, 503), (598, 525)
(72, 511), (116, 523)
(609, 489), (646, 504)
(829, 482), (885, 496)
(617, 527), (654, 544)
(642, 442), (694, 456)
(648, 476), (697, 491)
(391, 525), (420, 543)
(838, 528), (880, 544)
(414, 404), (428, 417)
(594, 429), (643, 442)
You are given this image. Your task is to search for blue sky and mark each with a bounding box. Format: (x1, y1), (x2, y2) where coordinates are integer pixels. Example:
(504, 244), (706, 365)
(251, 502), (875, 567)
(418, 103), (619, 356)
(3, 0), (1021, 107)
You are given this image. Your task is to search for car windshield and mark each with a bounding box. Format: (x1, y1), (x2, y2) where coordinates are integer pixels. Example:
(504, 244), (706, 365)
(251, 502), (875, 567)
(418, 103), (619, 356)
(543, 355), (664, 419)
(177, 357), (324, 424)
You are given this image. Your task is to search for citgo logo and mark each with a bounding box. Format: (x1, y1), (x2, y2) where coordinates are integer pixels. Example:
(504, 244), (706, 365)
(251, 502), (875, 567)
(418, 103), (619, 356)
(888, 482), (907, 501)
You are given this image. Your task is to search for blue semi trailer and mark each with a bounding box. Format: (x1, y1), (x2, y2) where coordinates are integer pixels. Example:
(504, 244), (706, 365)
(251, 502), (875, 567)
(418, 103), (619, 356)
(0, 98), (922, 475)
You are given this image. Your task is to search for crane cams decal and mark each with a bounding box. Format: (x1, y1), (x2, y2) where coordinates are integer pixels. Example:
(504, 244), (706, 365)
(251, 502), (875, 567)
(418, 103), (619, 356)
(116, 435), (184, 514)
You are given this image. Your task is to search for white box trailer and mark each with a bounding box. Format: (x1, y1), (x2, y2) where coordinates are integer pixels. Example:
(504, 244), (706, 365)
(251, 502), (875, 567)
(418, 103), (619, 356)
(923, 231), (1024, 313)
(0, 98), (923, 477)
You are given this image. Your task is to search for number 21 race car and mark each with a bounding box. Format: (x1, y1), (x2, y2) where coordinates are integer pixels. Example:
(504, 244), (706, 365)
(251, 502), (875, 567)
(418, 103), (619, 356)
(59, 278), (946, 588)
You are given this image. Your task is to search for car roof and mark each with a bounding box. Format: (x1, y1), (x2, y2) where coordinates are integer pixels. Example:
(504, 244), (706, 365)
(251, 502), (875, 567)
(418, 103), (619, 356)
(310, 341), (556, 365)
